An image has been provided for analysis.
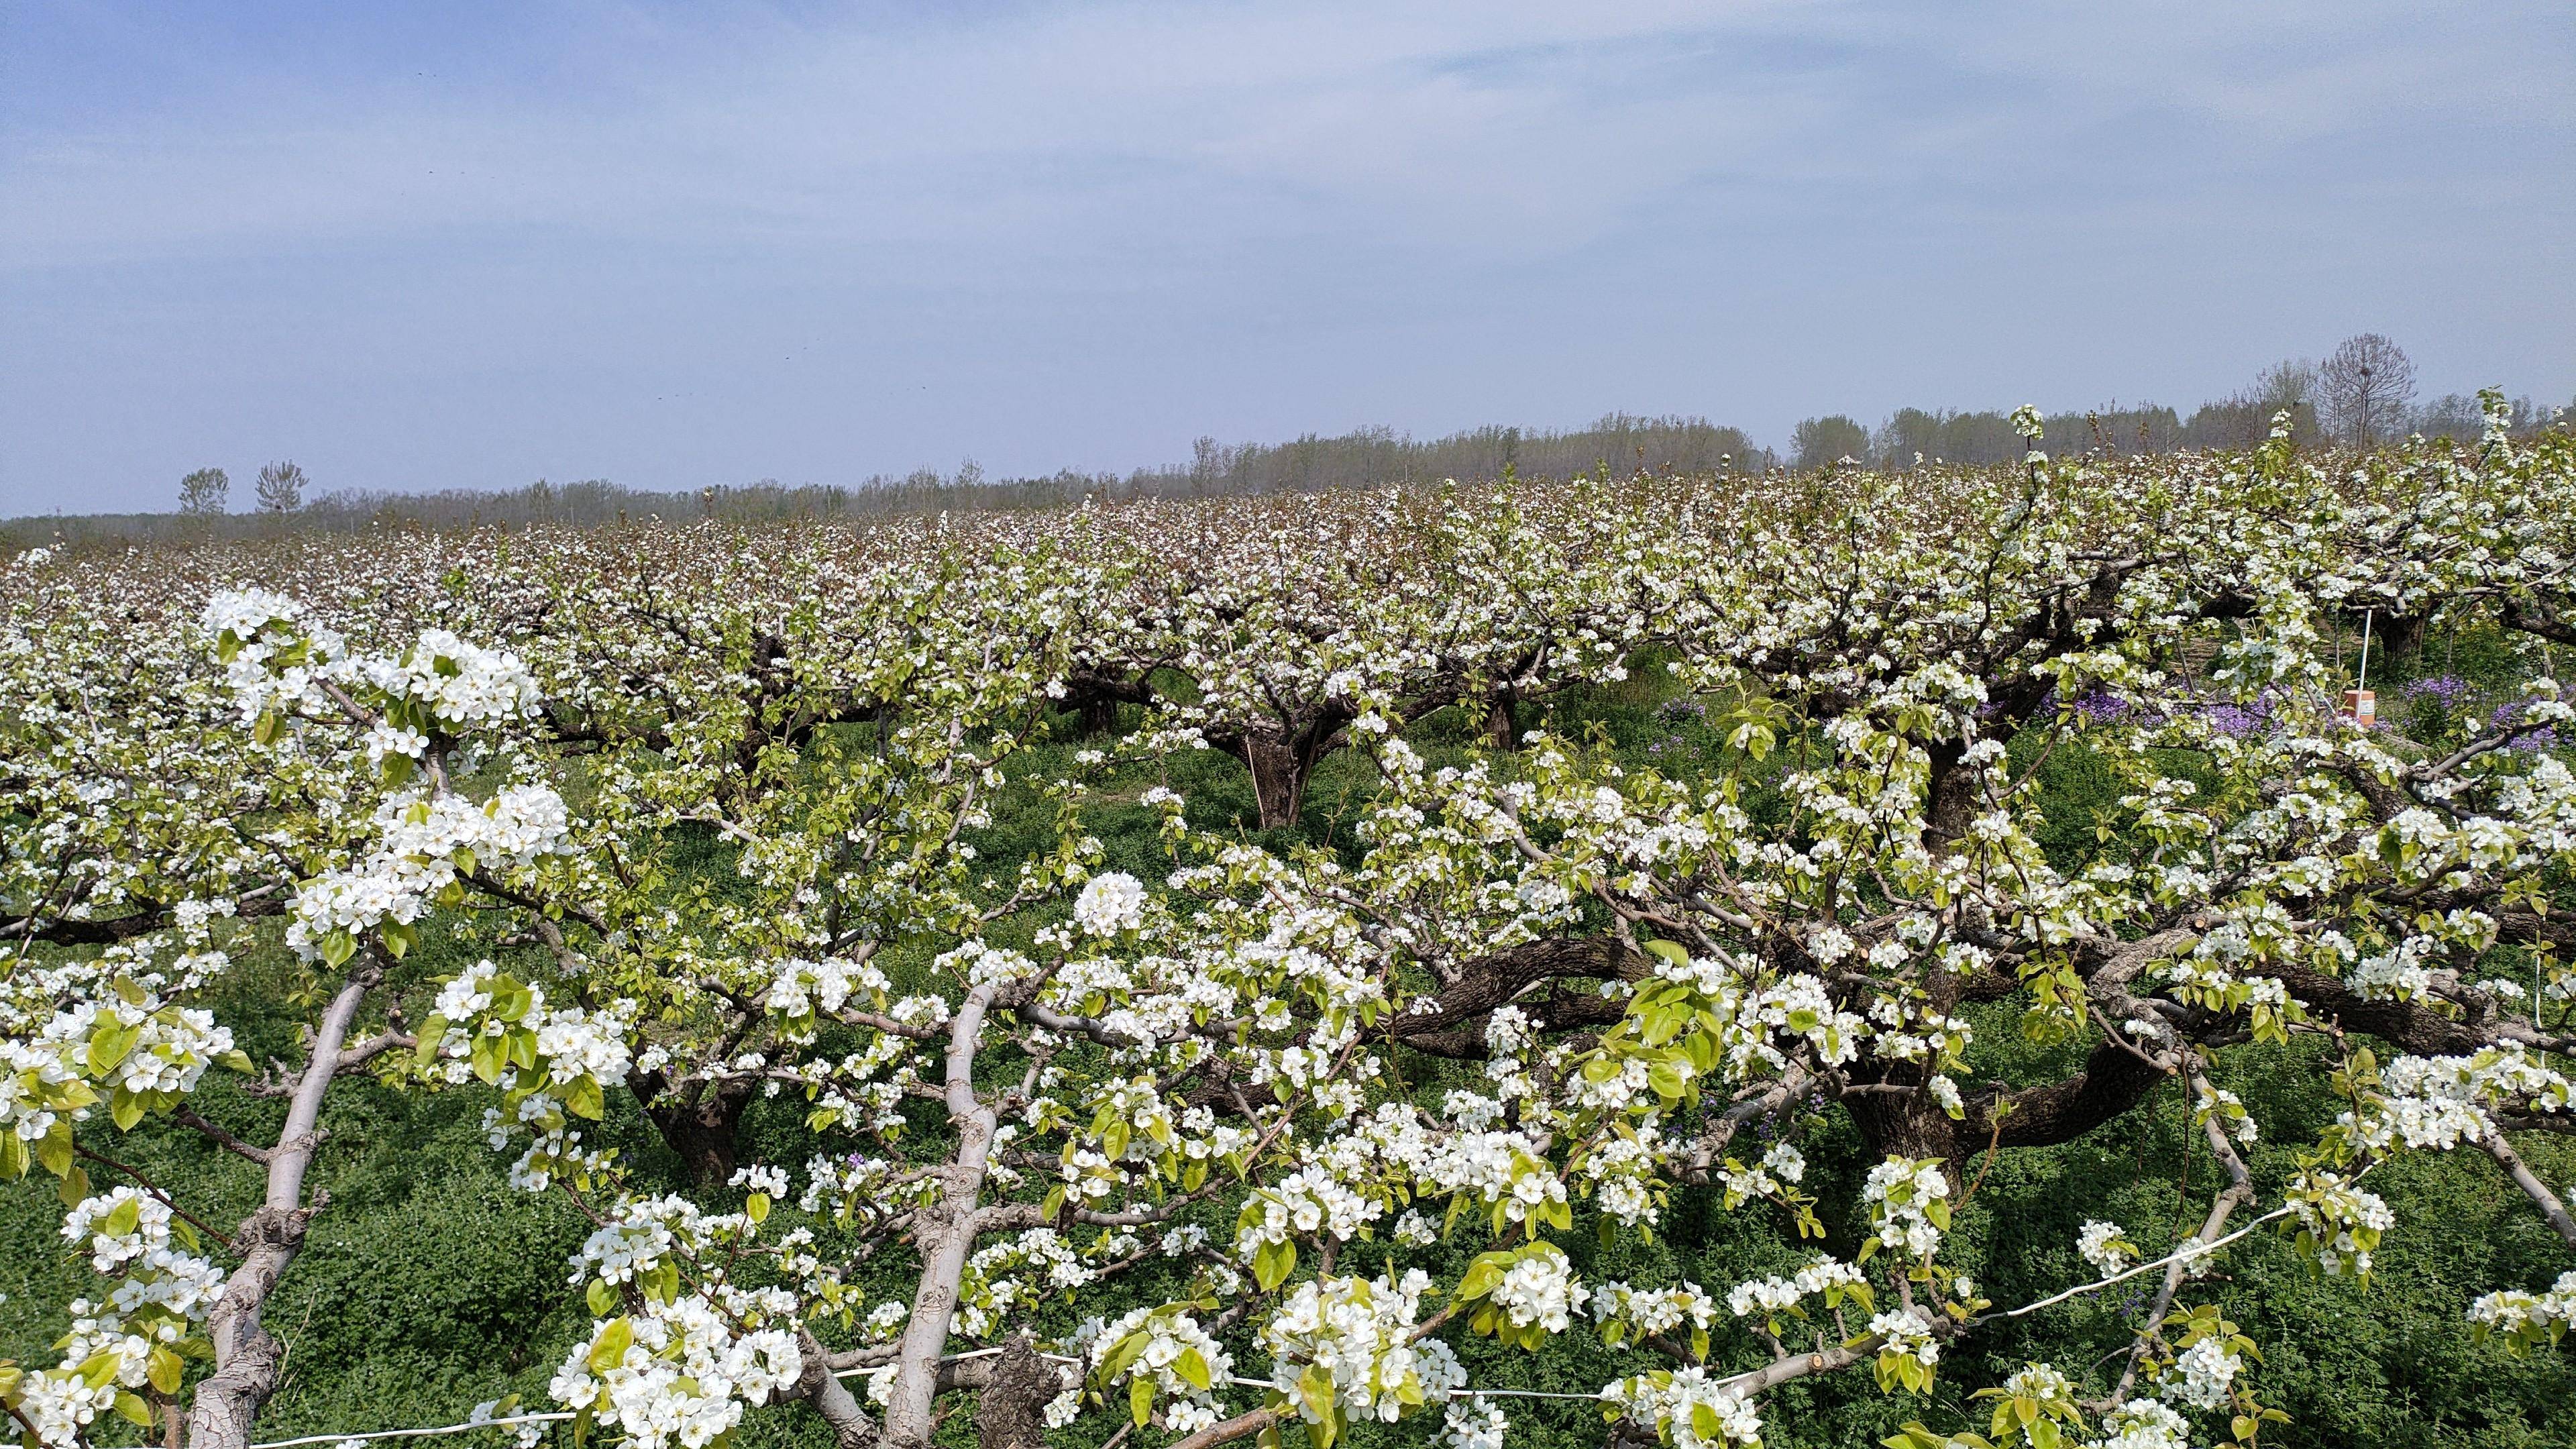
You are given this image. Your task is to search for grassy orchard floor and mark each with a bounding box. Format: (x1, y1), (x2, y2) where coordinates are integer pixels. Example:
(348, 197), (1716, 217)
(6, 639), (2573, 1448)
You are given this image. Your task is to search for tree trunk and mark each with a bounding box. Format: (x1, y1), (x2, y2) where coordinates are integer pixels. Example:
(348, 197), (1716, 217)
(1843, 1087), (1964, 1168)
(1845, 749), (1979, 1180)
(1486, 691), (1519, 751)
(2379, 610), (2427, 663)
(975, 1338), (1059, 1449)
(1242, 732), (1309, 831)
(1079, 690), (1120, 737)
(644, 1082), (755, 1186)
(792, 1327), (878, 1449)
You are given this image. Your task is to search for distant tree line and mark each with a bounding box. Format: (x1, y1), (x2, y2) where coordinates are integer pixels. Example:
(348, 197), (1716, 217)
(1788, 337), (2567, 470)
(9, 415), (1772, 545)
(8, 335), (2569, 549)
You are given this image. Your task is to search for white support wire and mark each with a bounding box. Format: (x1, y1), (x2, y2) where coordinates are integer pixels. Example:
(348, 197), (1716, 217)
(252, 1415), (576, 1449)
(1997, 1203), (2300, 1318)
(250, 1360), (935, 1448)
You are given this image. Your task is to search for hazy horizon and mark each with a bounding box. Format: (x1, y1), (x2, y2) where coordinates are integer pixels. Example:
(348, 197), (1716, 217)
(4, 1), (2570, 515)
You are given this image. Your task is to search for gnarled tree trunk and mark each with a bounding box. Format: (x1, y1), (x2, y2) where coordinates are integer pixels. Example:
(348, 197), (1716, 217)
(1487, 690), (1519, 751)
(641, 1079), (756, 1186)
(1242, 731), (1311, 830)
(975, 1338), (1059, 1449)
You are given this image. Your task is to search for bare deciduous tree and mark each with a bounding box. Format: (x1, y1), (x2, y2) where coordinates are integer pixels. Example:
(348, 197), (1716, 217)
(178, 467), (230, 515)
(2318, 333), (2416, 446)
(254, 460), (307, 513)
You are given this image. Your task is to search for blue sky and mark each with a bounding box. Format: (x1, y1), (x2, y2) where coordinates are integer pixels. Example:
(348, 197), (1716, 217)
(3, 1), (2569, 513)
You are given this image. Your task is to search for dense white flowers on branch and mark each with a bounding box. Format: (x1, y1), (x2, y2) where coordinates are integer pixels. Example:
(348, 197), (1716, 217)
(9, 419), (2576, 1449)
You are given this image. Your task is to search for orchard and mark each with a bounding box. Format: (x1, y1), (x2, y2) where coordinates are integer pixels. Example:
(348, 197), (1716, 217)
(6, 400), (2576, 1449)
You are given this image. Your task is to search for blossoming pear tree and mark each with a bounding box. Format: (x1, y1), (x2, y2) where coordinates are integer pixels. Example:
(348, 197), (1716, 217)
(3, 396), (2574, 1449)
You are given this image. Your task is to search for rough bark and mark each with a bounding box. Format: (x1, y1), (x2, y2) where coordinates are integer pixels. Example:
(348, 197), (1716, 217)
(640, 1080), (757, 1185)
(1846, 749), (1984, 1173)
(1382, 937), (1644, 1058)
(974, 1338), (1059, 1449)
(2502, 594), (2576, 647)
(2362, 608), (2429, 661)
(1240, 730), (1314, 831)
(1980, 1035), (2171, 1150)
(1843, 1085), (1966, 1167)
(186, 969), (374, 1449)
(1064, 667), (1158, 737)
(2243, 961), (2484, 1056)
(1166, 1407), (1291, 1449)
(4, 892), (283, 949)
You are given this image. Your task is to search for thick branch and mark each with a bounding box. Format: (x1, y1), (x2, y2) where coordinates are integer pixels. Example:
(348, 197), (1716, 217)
(1979, 1034), (2173, 1150)
(879, 981), (1004, 1449)
(793, 1326), (877, 1449)
(2484, 1132), (2576, 1248)
(1380, 936), (1644, 1059)
(186, 967), (375, 1449)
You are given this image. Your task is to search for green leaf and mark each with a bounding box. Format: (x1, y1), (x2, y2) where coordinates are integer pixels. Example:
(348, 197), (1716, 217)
(321, 928), (357, 970)
(588, 1279), (618, 1316)
(1457, 1259), (1504, 1301)
(254, 710), (284, 746)
(147, 1345), (184, 1395)
(1300, 1364), (1336, 1443)
(1254, 1236), (1296, 1292)
(1648, 1061), (1687, 1100)
(565, 1074), (606, 1121)
(88, 1020), (141, 1075)
(1175, 1347), (1212, 1391)
(1130, 1374), (1155, 1426)
(36, 1125), (74, 1178)
(1101, 1331), (1148, 1381)
(114, 1391), (156, 1430)
(587, 1318), (634, 1375)
(745, 1192), (770, 1224)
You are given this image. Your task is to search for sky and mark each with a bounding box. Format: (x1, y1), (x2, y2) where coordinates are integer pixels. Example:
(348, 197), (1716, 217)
(1, 1), (2570, 515)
